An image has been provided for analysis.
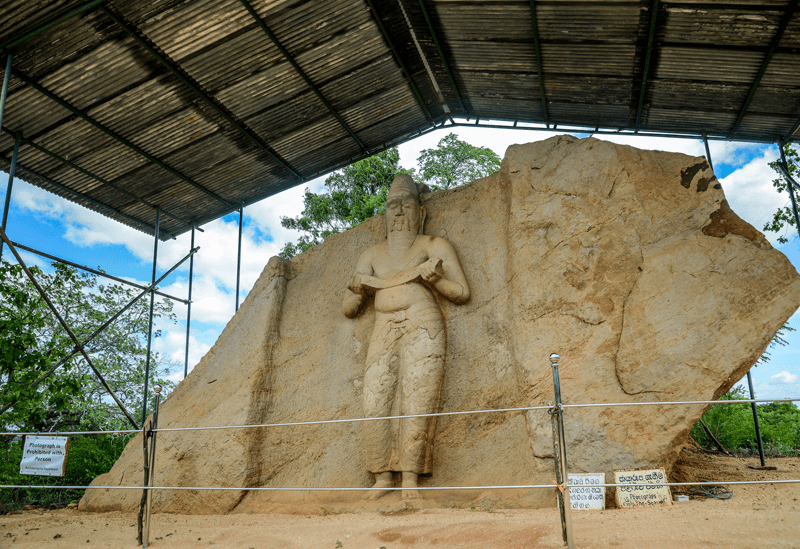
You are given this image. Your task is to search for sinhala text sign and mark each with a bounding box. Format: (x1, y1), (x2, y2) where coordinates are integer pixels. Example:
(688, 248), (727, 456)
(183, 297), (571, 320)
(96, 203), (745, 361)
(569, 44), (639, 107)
(20, 436), (70, 477)
(568, 473), (605, 510)
(613, 468), (672, 508)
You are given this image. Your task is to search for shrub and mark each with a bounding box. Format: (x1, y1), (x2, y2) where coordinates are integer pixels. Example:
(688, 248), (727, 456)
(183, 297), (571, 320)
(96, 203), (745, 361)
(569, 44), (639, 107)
(0, 433), (132, 512)
(691, 385), (800, 455)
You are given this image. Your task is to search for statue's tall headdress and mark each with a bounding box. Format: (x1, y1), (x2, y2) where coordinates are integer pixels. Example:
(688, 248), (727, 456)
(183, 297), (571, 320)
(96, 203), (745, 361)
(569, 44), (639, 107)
(388, 174), (429, 199)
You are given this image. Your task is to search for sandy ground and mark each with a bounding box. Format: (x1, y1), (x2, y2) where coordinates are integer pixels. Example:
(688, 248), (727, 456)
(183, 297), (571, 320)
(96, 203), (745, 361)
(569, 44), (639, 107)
(2, 448), (799, 549)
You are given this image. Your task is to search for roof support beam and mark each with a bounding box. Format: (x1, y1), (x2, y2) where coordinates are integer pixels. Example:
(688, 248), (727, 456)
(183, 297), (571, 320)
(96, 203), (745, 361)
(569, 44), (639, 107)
(635, 0), (660, 130)
(98, 4), (301, 179)
(12, 69), (234, 209)
(788, 119), (800, 142)
(0, 0), (107, 53)
(2, 126), (192, 235)
(364, 0), (434, 125)
(528, 0), (549, 126)
(0, 153), (175, 239)
(731, 0), (799, 135)
(236, 0), (367, 153)
(192, 118), (446, 228)
(416, 0), (467, 114)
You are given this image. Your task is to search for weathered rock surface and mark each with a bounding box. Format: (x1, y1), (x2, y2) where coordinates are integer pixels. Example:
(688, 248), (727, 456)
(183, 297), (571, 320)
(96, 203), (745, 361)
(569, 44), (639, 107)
(81, 136), (800, 514)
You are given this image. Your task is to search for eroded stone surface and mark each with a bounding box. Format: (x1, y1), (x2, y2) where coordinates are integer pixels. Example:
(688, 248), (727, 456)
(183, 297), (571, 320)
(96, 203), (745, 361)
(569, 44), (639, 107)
(81, 136), (800, 514)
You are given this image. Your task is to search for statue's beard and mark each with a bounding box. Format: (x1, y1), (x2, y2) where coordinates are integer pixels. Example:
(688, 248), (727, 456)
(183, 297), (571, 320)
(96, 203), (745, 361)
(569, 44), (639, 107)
(390, 215), (413, 233)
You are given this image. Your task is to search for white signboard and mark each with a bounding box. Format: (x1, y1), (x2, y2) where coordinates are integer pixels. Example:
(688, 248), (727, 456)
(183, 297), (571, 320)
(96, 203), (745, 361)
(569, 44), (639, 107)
(614, 468), (672, 508)
(568, 473), (605, 510)
(20, 436), (69, 477)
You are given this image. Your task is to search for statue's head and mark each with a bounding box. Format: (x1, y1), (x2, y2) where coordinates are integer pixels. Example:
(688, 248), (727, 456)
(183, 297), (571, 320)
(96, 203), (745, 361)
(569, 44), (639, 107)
(386, 175), (428, 236)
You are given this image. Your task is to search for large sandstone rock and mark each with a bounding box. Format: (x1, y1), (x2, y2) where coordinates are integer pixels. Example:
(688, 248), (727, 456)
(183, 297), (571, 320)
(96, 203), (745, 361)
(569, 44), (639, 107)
(81, 135), (800, 514)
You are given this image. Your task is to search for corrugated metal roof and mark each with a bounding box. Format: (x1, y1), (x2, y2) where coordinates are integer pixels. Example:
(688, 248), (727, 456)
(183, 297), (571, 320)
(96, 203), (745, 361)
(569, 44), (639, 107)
(0, 0), (798, 239)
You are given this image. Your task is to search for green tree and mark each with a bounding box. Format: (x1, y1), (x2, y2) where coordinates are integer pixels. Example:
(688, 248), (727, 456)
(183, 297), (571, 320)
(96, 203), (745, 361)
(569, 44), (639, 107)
(0, 260), (178, 434)
(690, 323), (795, 453)
(1, 259), (179, 510)
(691, 386), (800, 454)
(280, 135), (502, 258)
(279, 148), (411, 258)
(764, 141), (800, 244)
(417, 132), (501, 190)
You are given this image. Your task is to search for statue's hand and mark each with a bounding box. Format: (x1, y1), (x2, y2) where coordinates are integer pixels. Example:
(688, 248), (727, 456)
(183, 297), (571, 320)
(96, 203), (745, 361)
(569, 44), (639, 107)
(420, 258), (443, 284)
(348, 275), (367, 297)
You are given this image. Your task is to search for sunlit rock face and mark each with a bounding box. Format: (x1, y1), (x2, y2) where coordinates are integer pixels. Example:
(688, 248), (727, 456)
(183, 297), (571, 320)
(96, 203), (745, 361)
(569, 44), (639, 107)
(82, 135), (800, 514)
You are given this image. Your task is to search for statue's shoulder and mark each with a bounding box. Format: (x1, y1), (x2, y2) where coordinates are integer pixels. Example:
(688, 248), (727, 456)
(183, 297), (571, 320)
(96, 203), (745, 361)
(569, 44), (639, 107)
(421, 234), (455, 251)
(358, 240), (387, 260)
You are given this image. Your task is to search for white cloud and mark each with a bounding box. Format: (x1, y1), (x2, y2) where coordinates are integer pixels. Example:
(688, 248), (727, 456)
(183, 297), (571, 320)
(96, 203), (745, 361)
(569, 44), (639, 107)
(719, 150), (785, 243)
(771, 371), (798, 384)
(154, 328), (211, 382)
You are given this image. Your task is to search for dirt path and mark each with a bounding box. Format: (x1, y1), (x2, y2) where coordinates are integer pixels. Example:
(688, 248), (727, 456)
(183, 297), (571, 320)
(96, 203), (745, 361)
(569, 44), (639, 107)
(2, 450), (799, 548)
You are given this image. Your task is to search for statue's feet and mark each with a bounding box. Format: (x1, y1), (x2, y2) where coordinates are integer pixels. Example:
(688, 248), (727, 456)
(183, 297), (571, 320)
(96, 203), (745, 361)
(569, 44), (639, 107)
(401, 472), (423, 500)
(366, 472), (393, 501)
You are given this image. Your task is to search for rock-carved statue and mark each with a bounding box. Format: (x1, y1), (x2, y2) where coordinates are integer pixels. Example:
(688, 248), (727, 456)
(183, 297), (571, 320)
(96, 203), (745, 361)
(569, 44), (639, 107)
(343, 174), (470, 499)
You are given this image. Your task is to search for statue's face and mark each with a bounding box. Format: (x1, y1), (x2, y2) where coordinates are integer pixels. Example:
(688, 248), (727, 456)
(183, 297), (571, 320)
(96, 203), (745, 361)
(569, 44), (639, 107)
(386, 190), (421, 234)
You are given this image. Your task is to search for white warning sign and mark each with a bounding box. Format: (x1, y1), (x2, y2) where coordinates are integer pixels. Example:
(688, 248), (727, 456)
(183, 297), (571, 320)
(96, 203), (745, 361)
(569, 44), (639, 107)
(568, 473), (605, 510)
(20, 436), (69, 477)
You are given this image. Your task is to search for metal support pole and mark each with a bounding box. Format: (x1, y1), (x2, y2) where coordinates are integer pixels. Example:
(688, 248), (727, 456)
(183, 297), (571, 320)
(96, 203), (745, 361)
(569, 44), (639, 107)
(746, 371), (767, 467)
(0, 132), (21, 262)
(778, 140), (800, 242)
(142, 208), (160, 425)
(143, 385), (162, 549)
(184, 226), (195, 378)
(236, 202), (243, 312)
(9, 239), (188, 302)
(0, 55), (11, 132)
(550, 353), (575, 549)
(703, 134), (714, 172)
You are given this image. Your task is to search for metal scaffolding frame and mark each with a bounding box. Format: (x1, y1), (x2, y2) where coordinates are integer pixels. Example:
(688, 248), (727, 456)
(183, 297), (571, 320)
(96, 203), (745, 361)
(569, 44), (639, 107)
(0, 0), (798, 447)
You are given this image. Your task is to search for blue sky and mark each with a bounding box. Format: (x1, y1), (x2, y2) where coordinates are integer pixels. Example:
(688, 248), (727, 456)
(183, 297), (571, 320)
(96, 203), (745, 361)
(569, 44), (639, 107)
(1, 124), (798, 402)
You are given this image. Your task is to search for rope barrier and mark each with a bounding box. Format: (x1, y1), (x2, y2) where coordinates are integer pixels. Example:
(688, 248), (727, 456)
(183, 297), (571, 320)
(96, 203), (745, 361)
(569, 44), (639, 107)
(4, 375), (799, 549)
(3, 398), (798, 438)
(562, 397), (800, 409)
(151, 404), (554, 432)
(0, 429), (139, 436)
(3, 479), (800, 492)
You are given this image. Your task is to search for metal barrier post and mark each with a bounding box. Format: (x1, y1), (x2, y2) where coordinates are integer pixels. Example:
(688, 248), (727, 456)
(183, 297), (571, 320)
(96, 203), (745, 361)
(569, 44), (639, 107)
(143, 385), (162, 548)
(550, 353), (575, 549)
(745, 371), (775, 470)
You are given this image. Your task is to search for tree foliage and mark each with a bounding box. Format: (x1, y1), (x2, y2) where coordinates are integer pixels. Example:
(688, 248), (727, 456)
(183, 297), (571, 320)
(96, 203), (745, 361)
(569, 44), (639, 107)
(764, 142), (800, 244)
(691, 386), (800, 455)
(417, 133), (501, 190)
(0, 434), (131, 511)
(280, 134), (502, 258)
(279, 148), (411, 258)
(1, 259), (179, 510)
(0, 260), (178, 434)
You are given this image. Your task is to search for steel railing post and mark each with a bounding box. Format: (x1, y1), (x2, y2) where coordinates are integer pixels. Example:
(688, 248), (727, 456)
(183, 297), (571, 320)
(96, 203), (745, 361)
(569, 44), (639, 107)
(550, 353), (575, 549)
(184, 225), (195, 378)
(142, 208), (160, 425)
(236, 202), (243, 312)
(746, 371), (767, 467)
(143, 385), (162, 548)
(0, 131), (21, 261)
